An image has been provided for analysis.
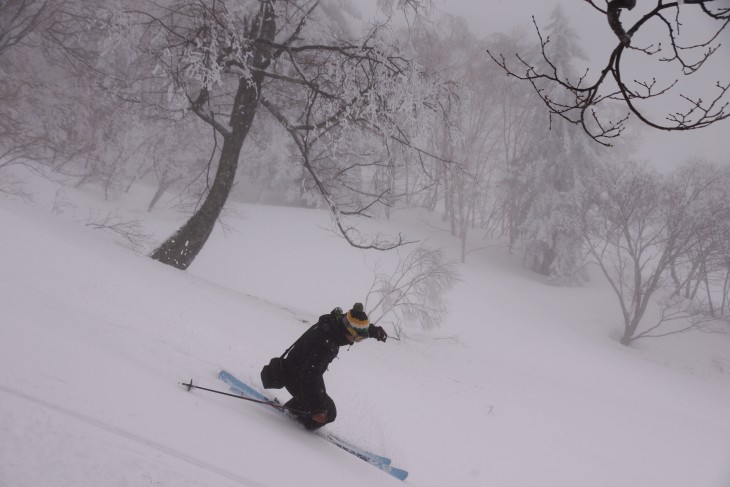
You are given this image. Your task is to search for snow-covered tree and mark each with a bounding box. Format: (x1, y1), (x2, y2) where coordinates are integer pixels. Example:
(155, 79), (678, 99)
(501, 7), (603, 283)
(406, 15), (506, 262)
(581, 159), (728, 345)
(129, 0), (441, 269)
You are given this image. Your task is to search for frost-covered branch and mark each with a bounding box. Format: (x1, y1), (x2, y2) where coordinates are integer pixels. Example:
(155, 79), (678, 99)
(365, 246), (458, 335)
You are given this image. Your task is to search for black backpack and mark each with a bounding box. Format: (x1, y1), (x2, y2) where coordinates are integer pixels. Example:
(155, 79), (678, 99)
(260, 355), (287, 389)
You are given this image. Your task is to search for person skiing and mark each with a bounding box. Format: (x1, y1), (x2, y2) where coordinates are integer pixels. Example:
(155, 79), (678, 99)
(274, 303), (387, 430)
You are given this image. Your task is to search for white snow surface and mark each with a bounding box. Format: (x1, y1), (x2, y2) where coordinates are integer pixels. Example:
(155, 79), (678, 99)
(2, 178), (730, 487)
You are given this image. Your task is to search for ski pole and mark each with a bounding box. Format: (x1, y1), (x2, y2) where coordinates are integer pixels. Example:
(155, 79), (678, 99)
(180, 379), (310, 416)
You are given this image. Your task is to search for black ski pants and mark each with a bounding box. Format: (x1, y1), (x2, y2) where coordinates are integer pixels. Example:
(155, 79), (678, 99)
(284, 372), (337, 430)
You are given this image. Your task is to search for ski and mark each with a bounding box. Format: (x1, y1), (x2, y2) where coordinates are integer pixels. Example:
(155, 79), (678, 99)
(217, 370), (408, 481)
(216, 371), (390, 464)
(322, 433), (391, 466)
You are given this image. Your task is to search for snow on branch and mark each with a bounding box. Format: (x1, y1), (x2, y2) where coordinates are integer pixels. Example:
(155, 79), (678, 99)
(365, 246), (458, 336)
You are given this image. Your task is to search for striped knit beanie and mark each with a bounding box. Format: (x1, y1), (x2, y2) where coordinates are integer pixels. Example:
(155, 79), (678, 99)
(345, 303), (370, 338)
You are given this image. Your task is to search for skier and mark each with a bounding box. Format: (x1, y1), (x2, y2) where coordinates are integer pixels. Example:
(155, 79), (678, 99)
(277, 303), (387, 430)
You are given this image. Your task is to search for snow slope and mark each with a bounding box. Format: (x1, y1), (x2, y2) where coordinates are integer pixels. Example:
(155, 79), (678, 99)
(2, 180), (730, 487)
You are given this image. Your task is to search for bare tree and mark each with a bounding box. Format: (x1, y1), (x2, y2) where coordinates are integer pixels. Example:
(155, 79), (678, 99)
(141, 122), (212, 212)
(629, 294), (718, 341)
(487, 0), (730, 146)
(581, 159), (725, 345)
(85, 213), (151, 253)
(365, 246), (458, 338)
(0, 1), (55, 175)
(722, 256), (730, 318)
(666, 163), (730, 318)
(0, 0), (59, 57)
(1, 0), (148, 188)
(406, 16), (511, 263)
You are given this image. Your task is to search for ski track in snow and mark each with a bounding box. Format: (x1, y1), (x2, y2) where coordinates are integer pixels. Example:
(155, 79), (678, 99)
(0, 384), (268, 487)
(3, 175), (730, 487)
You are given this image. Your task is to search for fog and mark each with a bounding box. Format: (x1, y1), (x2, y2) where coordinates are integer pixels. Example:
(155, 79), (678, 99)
(378, 0), (730, 168)
(2, 2), (730, 486)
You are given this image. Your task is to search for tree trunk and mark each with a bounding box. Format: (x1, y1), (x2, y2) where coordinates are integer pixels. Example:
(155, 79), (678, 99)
(150, 1), (274, 270)
(147, 176), (180, 212)
(620, 313), (641, 345)
(721, 264), (730, 314)
(147, 184), (166, 212)
(150, 135), (243, 268)
(126, 161), (151, 193)
(701, 261), (715, 317)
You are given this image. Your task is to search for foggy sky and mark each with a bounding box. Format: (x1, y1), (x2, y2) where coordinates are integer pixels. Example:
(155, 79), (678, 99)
(369, 0), (730, 169)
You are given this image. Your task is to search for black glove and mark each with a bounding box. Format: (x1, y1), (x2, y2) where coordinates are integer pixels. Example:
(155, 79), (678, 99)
(373, 326), (388, 342)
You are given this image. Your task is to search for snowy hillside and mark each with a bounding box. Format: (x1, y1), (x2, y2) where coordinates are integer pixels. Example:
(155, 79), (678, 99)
(2, 179), (730, 487)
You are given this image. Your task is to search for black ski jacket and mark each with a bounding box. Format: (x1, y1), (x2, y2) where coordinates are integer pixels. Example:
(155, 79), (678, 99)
(284, 313), (350, 381)
(283, 312), (380, 401)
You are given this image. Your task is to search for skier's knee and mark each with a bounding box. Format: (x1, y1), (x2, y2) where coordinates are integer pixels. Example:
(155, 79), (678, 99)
(323, 396), (337, 423)
(303, 397), (336, 430)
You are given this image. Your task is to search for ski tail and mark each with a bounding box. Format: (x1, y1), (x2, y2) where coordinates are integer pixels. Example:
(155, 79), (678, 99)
(219, 370), (268, 402)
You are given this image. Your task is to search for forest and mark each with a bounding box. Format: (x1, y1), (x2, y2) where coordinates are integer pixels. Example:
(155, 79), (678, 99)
(1, 0), (729, 345)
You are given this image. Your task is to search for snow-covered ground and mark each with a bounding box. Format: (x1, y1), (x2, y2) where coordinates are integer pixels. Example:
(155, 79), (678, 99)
(2, 175), (730, 487)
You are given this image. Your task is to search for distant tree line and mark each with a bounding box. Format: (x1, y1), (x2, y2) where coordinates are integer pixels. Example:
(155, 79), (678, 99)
(0, 0), (728, 343)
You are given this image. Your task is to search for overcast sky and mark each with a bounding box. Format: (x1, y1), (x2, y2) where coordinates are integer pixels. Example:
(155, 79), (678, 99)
(366, 0), (730, 169)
